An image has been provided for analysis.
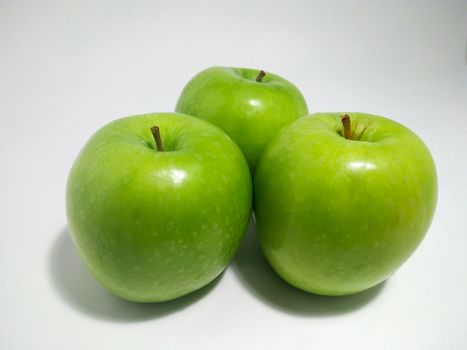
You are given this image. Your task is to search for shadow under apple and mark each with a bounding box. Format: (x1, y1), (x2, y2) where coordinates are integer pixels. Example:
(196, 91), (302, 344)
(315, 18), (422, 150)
(48, 228), (222, 323)
(231, 216), (386, 316)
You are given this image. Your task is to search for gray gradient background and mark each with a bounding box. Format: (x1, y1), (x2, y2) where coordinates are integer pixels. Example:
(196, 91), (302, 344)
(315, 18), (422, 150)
(1, 0), (466, 349)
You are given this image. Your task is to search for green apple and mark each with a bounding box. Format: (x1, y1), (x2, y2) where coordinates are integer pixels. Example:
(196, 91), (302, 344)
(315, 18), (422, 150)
(66, 113), (252, 302)
(254, 112), (437, 296)
(175, 66), (308, 173)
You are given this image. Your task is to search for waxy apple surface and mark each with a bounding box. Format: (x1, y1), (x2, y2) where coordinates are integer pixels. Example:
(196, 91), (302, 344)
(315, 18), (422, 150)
(66, 113), (252, 302)
(175, 66), (308, 172)
(254, 113), (437, 296)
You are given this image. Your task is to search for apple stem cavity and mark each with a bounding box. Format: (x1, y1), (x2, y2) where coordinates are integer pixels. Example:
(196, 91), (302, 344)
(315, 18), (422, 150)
(341, 114), (352, 140)
(151, 126), (165, 152)
(256, 70), (266, 82)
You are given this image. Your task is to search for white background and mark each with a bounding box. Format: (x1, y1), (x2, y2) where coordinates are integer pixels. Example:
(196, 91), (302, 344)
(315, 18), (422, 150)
(1, 0), (466, 349)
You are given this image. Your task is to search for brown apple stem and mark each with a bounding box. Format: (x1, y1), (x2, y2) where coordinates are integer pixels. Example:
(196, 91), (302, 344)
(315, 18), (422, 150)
(341, 114), (351, 140)
(151, 126), (164, 151)
(255, 70), (266, 82)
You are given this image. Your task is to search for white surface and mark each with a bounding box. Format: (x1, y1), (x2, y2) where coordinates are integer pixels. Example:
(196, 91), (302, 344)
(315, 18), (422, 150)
(1, 0), (466, 349)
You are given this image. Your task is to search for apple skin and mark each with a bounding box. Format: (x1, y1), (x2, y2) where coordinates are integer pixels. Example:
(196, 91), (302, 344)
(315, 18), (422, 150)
(66, 113), (252, 302)
(254, 112), (437, 296)
(175, 66), (308, 173)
